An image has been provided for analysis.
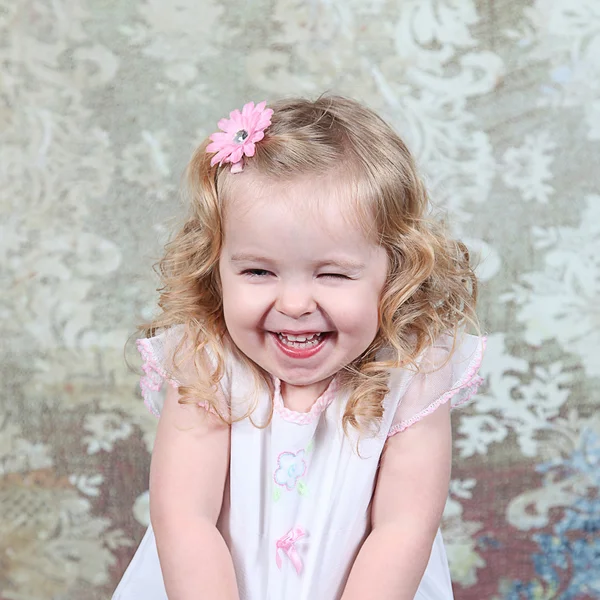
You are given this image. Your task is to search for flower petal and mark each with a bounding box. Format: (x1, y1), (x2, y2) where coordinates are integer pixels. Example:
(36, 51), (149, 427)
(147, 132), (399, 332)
(217, 117), (231, 132)
(229, 146), (244, 163)
(208, 131), (232, 145)
(242, 101), (255, 118)
(208, 141), (236, 157)
(279, 453), (293, 467)
(243, 142), (256, 157)
(244, 113), (257, 133)
(229, 109), (244, 129)
(210, 148), (232, 165)
(256, 109), (273, 130)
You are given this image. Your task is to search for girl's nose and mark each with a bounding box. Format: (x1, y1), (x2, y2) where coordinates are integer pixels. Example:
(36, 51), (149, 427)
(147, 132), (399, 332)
(274, 282), (317, 319)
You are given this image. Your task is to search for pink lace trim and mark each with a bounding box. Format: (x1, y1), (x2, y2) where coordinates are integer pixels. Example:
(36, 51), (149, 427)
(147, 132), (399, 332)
(136, 338), (180, 418)
(273, 377), (339, 425)
(387, 336), (487, 437)
(136, 337), (216, 418)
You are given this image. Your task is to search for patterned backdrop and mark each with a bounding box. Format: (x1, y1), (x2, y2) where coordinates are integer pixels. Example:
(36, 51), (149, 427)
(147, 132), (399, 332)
(2, 0), (599, 598)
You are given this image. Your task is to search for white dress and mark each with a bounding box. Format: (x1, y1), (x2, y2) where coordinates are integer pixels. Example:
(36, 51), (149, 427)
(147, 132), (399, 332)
(113, 326), (485, 600)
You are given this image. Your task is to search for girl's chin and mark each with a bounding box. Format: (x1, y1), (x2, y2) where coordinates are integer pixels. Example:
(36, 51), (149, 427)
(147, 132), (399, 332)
(271, 362), (341, 391)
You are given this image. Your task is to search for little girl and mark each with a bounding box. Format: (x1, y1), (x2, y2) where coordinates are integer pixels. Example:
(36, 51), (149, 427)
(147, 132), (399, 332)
(113, 96), (485, 600)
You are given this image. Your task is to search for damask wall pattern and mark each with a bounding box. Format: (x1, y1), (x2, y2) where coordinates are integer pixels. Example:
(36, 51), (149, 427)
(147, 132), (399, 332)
(2, 0), (599, 598)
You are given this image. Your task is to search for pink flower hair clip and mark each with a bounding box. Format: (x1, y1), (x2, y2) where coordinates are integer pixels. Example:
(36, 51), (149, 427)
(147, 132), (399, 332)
(206, 101), (274, 174)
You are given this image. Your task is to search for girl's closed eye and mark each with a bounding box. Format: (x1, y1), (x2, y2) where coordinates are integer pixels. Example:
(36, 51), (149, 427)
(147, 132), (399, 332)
(319, 273), (354, 280)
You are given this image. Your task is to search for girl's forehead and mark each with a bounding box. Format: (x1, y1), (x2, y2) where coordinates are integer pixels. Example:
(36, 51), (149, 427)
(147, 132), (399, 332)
(222, 170), (378, 241)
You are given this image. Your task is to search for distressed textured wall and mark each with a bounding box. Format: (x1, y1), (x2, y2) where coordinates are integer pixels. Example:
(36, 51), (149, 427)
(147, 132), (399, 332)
(2, 1), (599, 598)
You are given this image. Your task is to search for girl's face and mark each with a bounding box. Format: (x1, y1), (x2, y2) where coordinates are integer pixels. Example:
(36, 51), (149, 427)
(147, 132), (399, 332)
(218, 172), (388, 403)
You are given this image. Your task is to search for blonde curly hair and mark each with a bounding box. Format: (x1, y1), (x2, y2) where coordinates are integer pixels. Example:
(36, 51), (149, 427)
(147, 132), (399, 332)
(140, 95), (478, 435)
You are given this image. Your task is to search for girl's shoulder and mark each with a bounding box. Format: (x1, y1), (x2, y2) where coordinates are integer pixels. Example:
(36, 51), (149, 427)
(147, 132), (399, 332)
(136, 324), (234, 417)
(385, 332), (486, 436)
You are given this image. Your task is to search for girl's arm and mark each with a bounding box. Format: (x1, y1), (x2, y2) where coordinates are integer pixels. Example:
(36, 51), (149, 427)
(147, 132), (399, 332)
(149, 384), (239, 600)
(341, 402), (452, 600)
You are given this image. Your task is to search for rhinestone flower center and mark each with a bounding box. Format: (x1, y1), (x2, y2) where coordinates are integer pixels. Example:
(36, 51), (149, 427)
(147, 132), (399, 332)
(233, 129), (249, 144)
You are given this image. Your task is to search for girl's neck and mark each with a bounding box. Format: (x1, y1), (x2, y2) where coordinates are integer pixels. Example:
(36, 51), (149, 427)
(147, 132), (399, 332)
(280, 376), (335, 413)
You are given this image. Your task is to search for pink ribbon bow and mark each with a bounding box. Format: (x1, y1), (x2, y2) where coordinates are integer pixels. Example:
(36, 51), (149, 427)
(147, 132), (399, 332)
(275, 527), (306, 575)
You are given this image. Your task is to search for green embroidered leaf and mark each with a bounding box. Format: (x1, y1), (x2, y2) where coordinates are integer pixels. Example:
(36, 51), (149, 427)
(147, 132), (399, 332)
(273, 487), (281, 502)
(297, 480), (308, 496)
(306, 439), (314, 454)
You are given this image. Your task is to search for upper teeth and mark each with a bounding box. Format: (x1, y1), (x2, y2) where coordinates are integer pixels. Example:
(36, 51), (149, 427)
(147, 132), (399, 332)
(279, 333), (320, 342)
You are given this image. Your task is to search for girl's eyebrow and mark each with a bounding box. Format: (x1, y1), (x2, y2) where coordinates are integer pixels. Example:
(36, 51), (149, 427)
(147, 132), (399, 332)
(230, 253), (365, 271)
(317, 259), (366, 272)
(230, 253), (276, 264)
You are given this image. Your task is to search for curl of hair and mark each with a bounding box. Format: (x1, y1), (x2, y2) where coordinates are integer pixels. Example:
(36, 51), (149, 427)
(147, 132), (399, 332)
(139, 95), (478, 436)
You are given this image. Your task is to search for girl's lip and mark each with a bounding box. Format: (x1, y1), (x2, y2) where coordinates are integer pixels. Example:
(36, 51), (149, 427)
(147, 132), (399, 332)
(270, 331), (330, 359)
(273, 330), (327, 336)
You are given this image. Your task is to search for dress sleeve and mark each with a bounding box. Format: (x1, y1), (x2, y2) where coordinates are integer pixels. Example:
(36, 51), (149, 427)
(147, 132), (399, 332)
(387, 333), (486, 437)
(136, 324), (228, 417)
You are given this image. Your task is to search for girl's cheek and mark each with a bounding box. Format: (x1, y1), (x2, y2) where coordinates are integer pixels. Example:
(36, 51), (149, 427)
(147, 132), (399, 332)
(238, 290), (273, 315)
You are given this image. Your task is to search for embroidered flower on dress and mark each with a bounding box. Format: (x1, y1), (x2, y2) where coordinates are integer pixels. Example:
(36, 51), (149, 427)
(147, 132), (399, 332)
(275, 527), (306, 575)
(206, 101), (273, 173)
(274, 449), (307, 490)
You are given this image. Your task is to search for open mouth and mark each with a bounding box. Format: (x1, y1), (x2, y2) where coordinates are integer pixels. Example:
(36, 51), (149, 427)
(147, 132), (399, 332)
(269, 331), (332, 358)
(276, 332), (326, 349)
